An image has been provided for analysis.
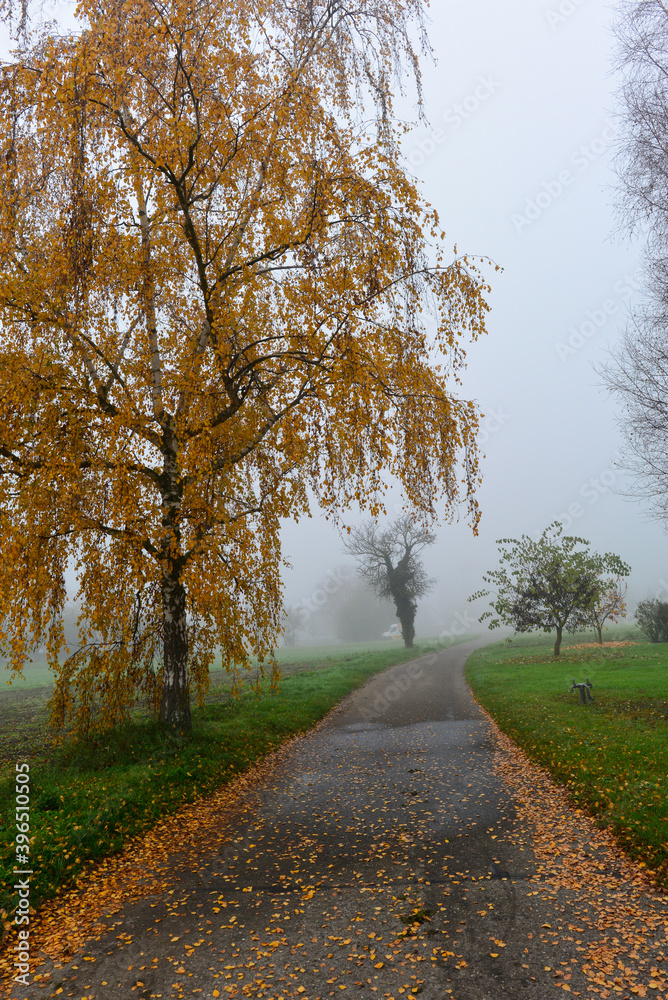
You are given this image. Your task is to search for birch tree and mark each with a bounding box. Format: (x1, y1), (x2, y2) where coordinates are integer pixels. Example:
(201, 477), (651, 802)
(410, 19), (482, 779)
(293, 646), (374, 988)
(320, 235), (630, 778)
(0, 0), (491, 732)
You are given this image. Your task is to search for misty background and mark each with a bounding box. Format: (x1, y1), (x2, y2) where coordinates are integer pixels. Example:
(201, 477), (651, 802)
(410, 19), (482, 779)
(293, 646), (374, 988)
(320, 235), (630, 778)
(279, 0), (666, 643)
(3, 0), (663, 647)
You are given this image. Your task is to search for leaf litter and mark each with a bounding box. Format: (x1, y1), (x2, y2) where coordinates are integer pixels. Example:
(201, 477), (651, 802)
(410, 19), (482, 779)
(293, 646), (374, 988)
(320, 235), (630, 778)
(1, 684), (667, 999)
(486, 709), (668, 998)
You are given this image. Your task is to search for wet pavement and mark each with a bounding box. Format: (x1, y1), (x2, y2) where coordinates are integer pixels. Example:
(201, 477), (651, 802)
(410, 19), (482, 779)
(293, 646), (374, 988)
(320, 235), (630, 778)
(8, 638), (667, 999)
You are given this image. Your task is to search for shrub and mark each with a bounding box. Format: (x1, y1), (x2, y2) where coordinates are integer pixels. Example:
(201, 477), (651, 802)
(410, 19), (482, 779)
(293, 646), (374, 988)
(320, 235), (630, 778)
(634, 599), (668, 642)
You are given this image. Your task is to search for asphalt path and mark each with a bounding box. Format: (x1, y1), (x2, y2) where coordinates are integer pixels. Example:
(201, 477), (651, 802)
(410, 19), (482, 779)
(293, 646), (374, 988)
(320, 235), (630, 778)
(10, 638), (656, 999)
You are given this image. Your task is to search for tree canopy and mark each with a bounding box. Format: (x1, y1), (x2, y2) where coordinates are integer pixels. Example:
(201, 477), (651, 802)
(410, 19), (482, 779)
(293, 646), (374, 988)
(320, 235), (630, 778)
(470, 523), (631, 656)
(0, 0), (491, 732)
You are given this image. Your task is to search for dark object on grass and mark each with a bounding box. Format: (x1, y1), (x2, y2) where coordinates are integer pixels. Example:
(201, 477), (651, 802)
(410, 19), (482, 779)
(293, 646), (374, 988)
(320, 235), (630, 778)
(570, 678), (594, 704)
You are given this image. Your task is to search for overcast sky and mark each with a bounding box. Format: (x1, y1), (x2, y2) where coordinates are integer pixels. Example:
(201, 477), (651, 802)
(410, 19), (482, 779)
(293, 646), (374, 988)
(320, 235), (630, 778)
(281, 0), (668, 634)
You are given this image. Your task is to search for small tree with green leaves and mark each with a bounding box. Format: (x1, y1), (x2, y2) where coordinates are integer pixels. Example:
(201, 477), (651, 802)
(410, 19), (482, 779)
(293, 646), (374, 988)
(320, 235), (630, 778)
(469, 523), (631, 656)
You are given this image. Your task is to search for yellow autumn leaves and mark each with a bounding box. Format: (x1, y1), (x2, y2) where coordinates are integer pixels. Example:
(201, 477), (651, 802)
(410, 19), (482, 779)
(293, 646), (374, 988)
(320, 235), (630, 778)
(0, 0), (491, 732)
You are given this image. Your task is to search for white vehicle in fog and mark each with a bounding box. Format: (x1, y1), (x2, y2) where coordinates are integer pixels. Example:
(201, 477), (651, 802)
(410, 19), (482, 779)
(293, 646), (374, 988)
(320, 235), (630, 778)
(381, 623), (402, 639)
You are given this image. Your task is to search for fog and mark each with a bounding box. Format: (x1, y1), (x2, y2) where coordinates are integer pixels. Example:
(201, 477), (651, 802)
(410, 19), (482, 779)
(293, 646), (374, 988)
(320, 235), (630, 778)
(280, 0), (668, 639)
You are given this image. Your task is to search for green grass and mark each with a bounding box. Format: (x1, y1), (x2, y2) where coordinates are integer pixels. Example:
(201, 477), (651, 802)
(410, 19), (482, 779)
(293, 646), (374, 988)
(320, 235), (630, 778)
(0, 637), (457, 917)
(464, 630), (668, 886)
(0, 639), (415, 690)
(1, 661), (53, 689)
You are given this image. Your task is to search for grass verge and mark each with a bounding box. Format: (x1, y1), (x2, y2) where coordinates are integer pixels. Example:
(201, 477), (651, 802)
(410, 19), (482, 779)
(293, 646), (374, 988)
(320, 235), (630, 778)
(0, 637), (456, 918)
(464, 631), (668, 887)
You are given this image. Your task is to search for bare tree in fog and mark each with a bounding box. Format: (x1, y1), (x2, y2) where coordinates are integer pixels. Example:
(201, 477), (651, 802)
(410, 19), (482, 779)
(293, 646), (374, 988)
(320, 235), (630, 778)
(343, 517), (435, 648)
(602, 1), (668, 522)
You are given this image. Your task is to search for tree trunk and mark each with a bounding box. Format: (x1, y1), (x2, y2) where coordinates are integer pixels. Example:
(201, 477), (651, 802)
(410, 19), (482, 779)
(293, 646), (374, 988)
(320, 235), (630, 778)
(395, 597), (416, 649)
(553, 624), (563, 657)
(158, 423), (190, 731)
(159, 575), (191, 732)
(596, 624), (603, 644)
